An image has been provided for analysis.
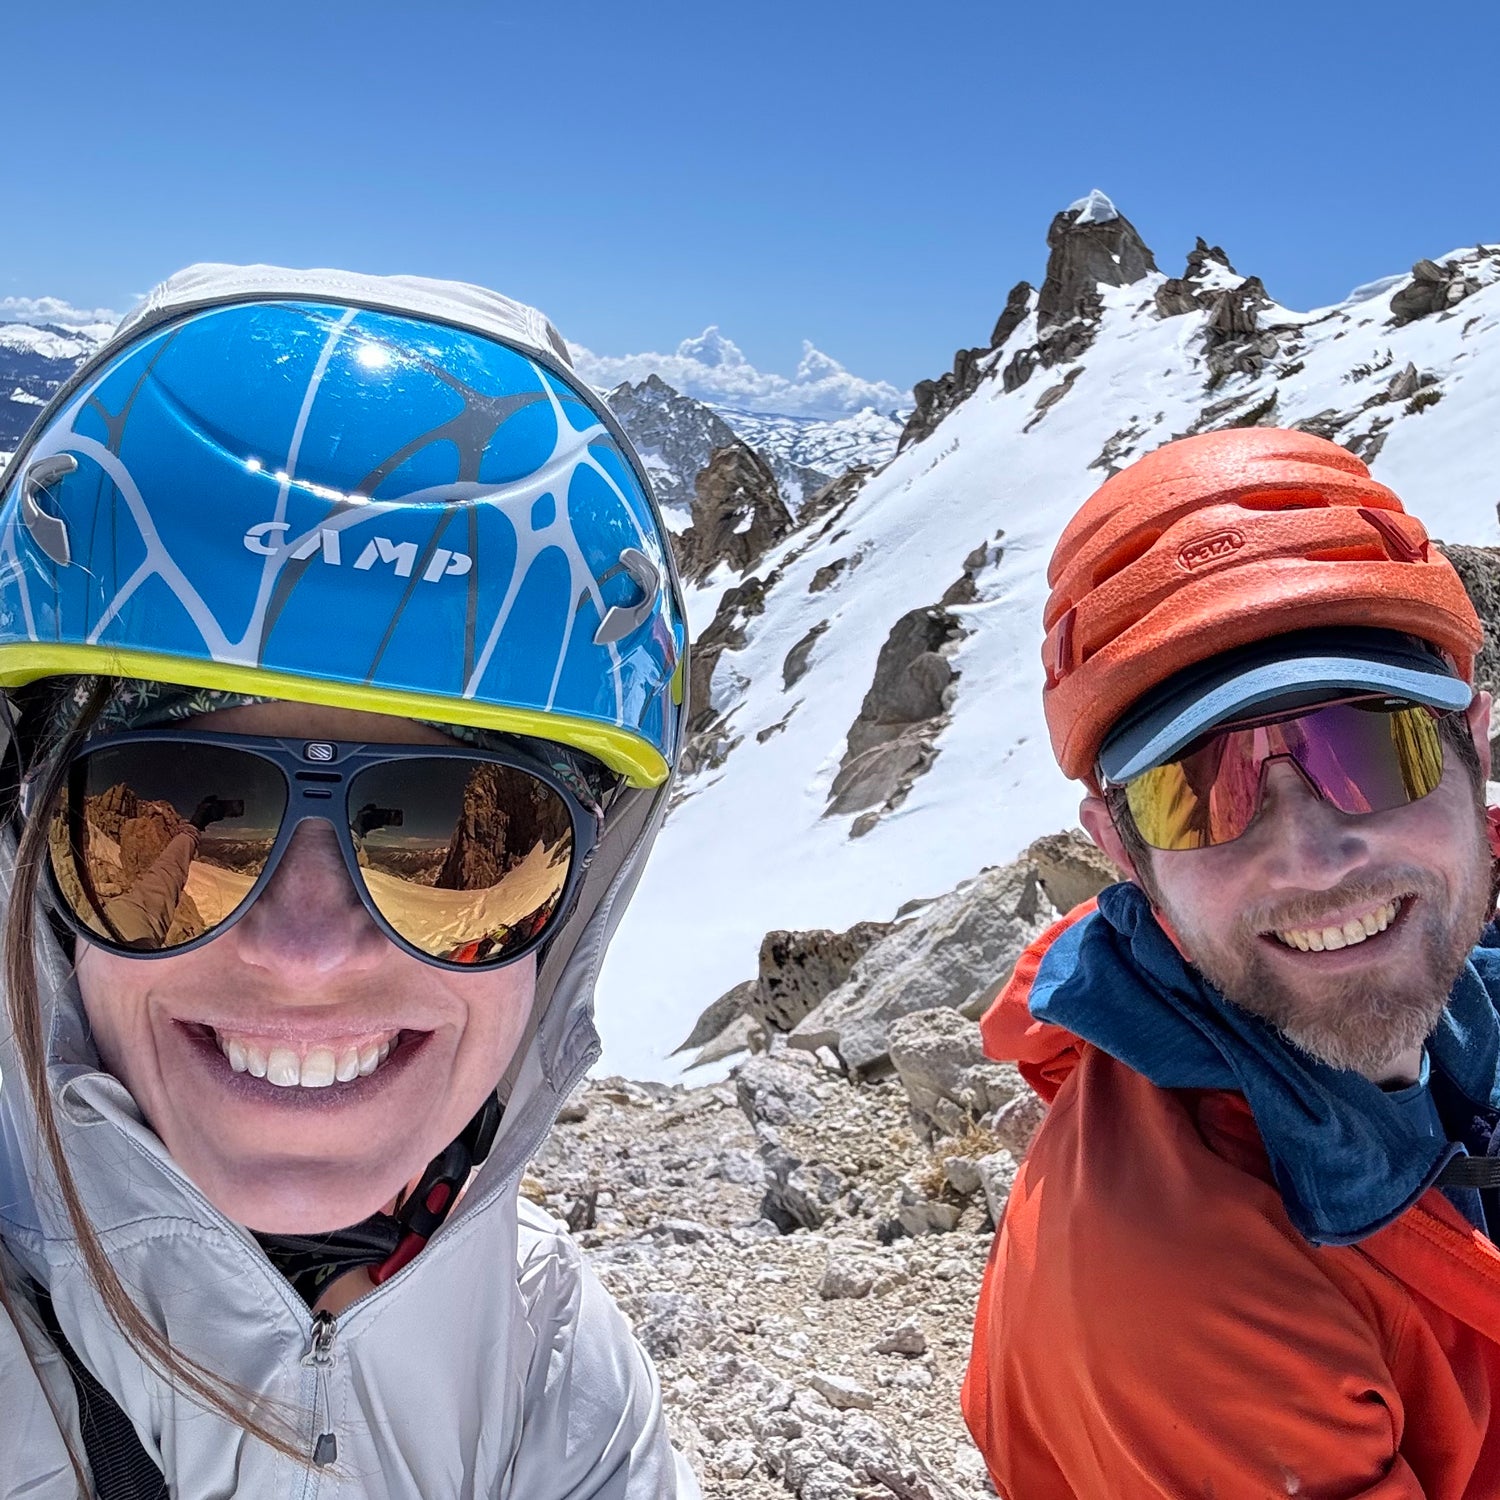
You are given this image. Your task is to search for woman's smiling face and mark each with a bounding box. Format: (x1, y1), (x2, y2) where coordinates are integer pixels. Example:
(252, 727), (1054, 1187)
(73, 701), (536, 1233)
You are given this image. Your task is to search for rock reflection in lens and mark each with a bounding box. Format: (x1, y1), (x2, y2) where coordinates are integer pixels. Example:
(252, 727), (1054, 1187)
(50, 745), (281, 950)
(353, 761), (572, 962)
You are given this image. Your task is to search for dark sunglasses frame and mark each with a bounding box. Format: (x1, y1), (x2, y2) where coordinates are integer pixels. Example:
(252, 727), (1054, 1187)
(1112, 697), (1451, 852)
(34, 730), (600, 971)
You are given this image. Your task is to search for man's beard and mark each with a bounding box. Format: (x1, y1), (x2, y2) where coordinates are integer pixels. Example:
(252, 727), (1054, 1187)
(1162, 834), (1495, 1080)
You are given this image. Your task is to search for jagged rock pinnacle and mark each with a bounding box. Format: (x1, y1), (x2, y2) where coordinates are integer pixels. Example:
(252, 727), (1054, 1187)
(1036, 193), (1158, 332)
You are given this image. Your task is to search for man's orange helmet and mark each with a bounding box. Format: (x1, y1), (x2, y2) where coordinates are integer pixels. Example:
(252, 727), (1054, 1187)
(1042, 428), (1484, 785)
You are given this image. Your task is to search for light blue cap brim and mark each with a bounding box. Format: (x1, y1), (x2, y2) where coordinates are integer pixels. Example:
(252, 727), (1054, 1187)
(1099, 634), (1474, 785)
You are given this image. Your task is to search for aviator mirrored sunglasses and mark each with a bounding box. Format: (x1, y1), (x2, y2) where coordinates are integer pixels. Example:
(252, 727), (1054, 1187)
(37, 731), (599, 969)
(1116, 698), (1450, 852)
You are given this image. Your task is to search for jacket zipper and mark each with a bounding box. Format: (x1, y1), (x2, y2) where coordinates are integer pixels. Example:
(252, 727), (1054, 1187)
(301, 1311), (339, 1466)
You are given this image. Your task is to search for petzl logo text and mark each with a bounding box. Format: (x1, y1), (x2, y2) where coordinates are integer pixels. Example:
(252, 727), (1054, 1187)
(1177, 529), (1245, 571)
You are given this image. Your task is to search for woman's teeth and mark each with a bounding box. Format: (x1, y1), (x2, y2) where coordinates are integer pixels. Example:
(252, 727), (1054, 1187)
(1274, 898), (1401, 953)
(214, 1031), (400, 1087)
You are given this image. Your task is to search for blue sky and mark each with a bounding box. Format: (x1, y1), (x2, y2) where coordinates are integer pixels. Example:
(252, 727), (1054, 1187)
(7, 1), (1499, 400)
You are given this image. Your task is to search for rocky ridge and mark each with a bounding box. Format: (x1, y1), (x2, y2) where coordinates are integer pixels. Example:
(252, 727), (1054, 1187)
(608, 375), (833, 520)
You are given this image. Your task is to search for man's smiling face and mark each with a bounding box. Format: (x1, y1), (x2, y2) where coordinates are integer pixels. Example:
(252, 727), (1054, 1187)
(1082, 695), (1496, 1084)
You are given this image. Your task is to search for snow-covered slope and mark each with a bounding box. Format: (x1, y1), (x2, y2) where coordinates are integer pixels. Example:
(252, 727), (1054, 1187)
(596, 217), (1500, 1080)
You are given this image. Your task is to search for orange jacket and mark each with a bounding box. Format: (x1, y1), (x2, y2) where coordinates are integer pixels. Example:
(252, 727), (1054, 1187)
(963, 904), (1500, 1499)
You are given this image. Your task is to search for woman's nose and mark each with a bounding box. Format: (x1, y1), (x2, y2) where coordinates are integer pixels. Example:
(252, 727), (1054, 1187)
(228, 819), (391, 978)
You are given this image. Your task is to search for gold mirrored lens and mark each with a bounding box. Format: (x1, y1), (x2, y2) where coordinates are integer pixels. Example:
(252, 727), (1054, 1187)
(350, 760), (574, 964)
(1387, 704), (1444, 800)
(50, 745), (284, 950)
(1124, 760), (1219, 852)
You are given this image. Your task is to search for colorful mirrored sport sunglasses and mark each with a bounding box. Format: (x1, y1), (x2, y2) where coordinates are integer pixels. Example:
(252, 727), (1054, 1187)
(35, 732), (600, 969)
(1114, 697), (1450, 852)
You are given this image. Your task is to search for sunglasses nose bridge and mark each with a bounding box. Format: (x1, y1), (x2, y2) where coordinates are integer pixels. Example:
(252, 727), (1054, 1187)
(1248, 752), (1345, 834)
(268, 797), (365, 873)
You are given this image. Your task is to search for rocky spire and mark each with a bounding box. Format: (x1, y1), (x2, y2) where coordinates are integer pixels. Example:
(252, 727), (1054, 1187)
(1034, 190), (1158, 332)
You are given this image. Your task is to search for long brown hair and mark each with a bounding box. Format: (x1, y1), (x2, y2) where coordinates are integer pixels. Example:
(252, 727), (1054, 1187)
(0, 679), (304, 1473)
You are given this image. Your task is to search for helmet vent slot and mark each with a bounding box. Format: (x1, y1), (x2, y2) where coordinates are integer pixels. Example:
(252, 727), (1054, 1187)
(1235, 488), (1329, 511)
(1304, 545), (1383, 564)
(1091, 529), (1161, 586)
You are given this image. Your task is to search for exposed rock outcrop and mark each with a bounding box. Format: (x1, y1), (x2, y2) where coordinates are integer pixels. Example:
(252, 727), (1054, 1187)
(1435, 542), (1500, 742)
(1390, 258), (1480, 326)
(826, 605), (966, 832)
(750, 923), (898, 1034)
(898, 346), (994, 453)
(1004, 191), (1157, 393)
(886, 1007), (1027, 1137)
(989, 279), (1034, 352)
(677, 827), (1117, 1074)
(679, 574), (773, 777)
(1153, 237), (1238, 318)
(938, 535), (1004, 608)
(789, 466), (876, 546)
(782, 622), (829, 690)
(676, 442), (794, 584)
(675, 918), (900, 1067)
(607, 374), (829, 518)
(1024, 827), (1121, 914)
(1203, 275), (1281, 381)
(1151, 238), (1287, 382)
(1288, 358), (1444, 465)
(608, 374), (743, 513)
(789, 856), (1052, 1073)
(1035, 191), (1157, 334)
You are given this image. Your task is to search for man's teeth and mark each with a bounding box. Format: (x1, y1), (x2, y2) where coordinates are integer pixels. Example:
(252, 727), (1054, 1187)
(1274, 899), (1401, 953)
(215, 1031), (400, 1087)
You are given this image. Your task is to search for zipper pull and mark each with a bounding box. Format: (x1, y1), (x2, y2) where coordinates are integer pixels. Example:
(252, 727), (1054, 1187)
(301, 1310), (338, 1466)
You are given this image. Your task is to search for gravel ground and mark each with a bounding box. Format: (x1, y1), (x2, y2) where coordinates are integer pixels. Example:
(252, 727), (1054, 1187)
(527, 1048), (1002, 1498)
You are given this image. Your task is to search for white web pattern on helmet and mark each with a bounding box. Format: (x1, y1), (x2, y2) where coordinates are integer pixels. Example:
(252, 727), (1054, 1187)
(2, 325), (658, 729)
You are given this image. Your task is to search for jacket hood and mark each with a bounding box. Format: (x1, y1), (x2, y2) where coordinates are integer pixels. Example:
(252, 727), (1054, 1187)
(0, 266), (695, 1496)
(982, 882), (1500, 1246)
(0, 264), (681, 1278)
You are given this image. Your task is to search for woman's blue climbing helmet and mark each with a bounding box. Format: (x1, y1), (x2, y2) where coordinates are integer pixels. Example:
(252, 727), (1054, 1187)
(0, 265), (687, 785)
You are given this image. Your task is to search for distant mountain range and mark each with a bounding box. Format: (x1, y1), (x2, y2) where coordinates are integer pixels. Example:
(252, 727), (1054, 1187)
(0, 318), (906, 507)
(0, 321), (106, 454)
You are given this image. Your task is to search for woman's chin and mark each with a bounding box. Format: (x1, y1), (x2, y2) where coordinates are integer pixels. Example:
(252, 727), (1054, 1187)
(159, 1129), (427, 1231)
(203, 1167), (412, 1235)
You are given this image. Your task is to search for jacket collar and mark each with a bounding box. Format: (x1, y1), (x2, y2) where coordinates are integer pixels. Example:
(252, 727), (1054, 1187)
(1024, 882), (1500, 1246)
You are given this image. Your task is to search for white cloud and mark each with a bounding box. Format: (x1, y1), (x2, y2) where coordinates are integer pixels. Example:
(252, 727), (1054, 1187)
(568, 326), (908, 421)
(0, 295), (120, 335)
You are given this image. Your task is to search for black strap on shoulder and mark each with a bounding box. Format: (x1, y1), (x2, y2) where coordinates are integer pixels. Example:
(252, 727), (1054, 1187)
(29, 1281), (168, 1500)
(1436, 1155), (1500, 1190)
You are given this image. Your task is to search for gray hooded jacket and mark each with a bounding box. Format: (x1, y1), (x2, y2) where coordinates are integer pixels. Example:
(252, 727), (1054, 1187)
(0, 268), (699, 1499)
